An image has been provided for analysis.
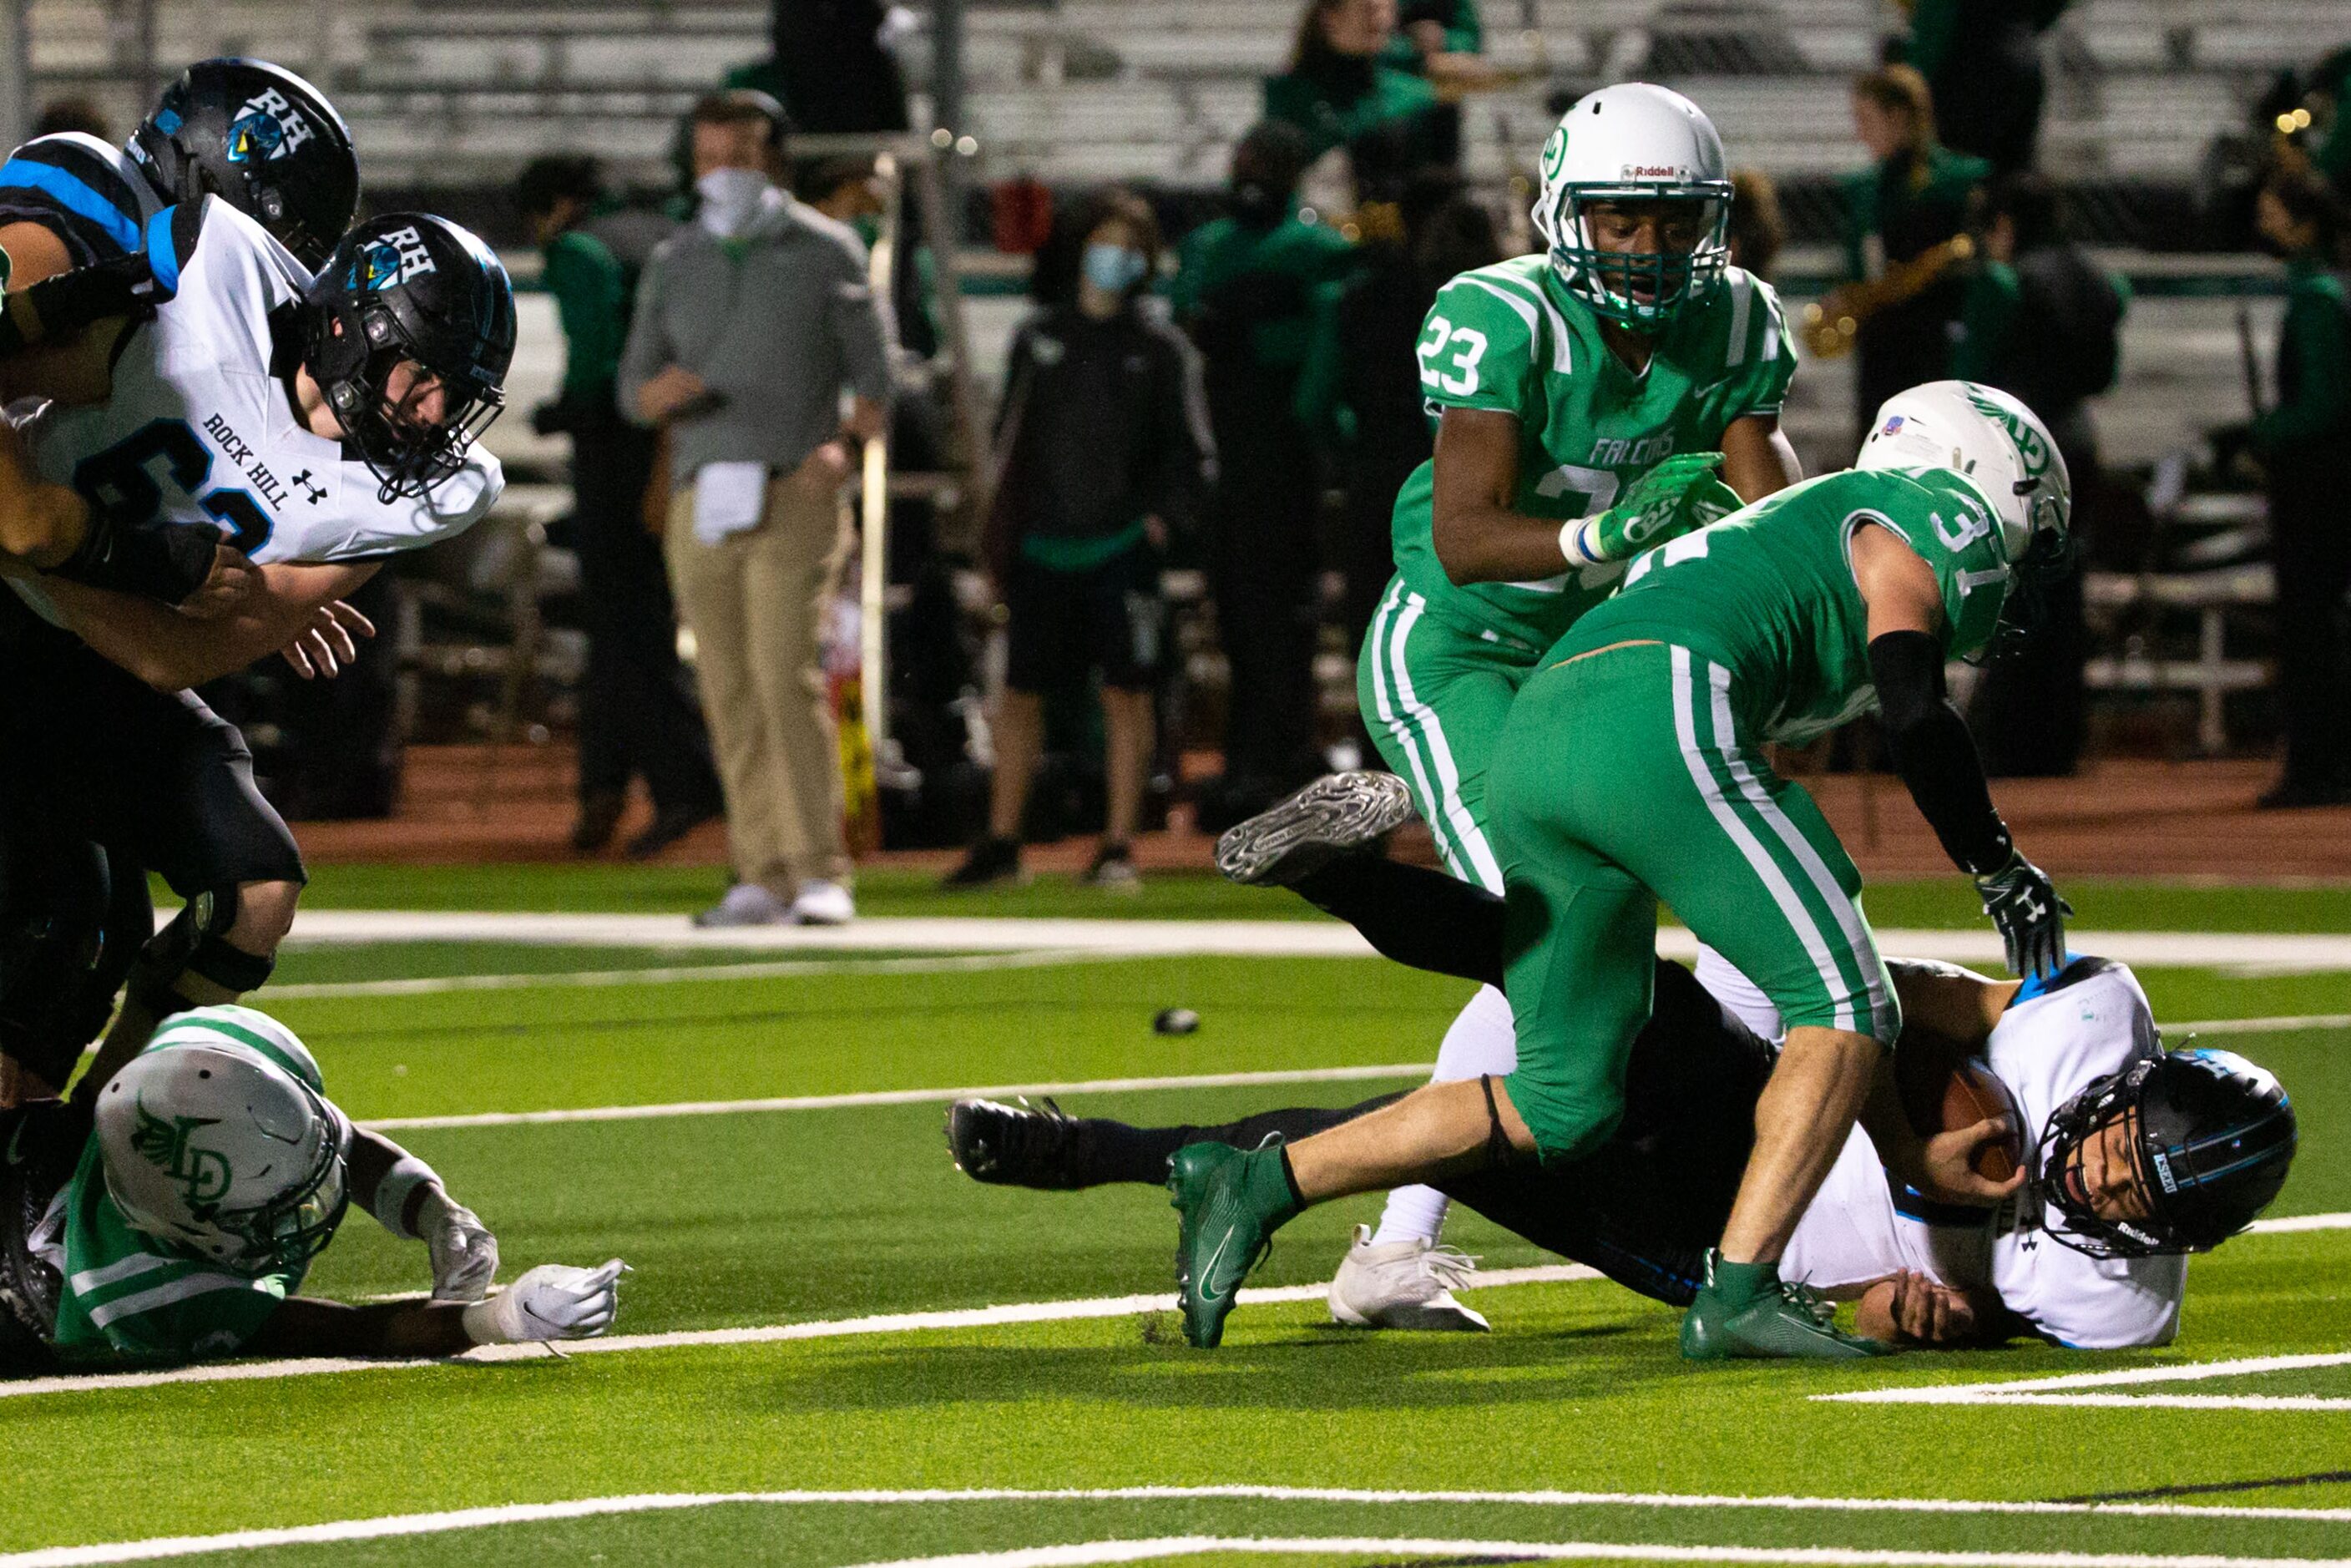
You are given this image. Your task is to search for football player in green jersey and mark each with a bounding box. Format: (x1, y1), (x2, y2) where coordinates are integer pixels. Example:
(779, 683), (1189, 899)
(1234, 82), (1804, 1328)
(1178, 382), (2073, 1357)
(0, 1005), (624, 1371)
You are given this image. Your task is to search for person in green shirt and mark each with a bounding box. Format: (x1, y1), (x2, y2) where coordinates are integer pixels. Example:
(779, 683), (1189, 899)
(1175, 382), (2074, 1358)
(1833, 65), (1990, 449)
(1902, 0), (2070, 175)
(516, 157), (722, 859)
(1264, 0), (1452, 200)
(1215, 83), (1802, 1334)
(1, 1006), (623, 1372)
(2248, 165), (2351, 807)
(1174, 122), (1360, 825)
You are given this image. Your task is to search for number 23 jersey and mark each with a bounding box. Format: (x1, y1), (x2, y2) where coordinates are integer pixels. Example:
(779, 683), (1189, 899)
(1387, 253), (1794, 654)
(23, 196), (503, 575)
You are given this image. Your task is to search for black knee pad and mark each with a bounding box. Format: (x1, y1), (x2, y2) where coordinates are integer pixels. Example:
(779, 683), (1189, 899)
(129, 888), (277, 1019)
(0, 840), (114, 1089)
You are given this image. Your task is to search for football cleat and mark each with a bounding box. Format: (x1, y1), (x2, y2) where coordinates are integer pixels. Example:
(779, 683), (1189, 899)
(1213, 771), (1418, 888)
(1168, 1138), (1297, 1348)
(946, 1097), (1095, 1190)
(1680, 1251), (1892, 1361)
(1327, 1224), (1490, 1332)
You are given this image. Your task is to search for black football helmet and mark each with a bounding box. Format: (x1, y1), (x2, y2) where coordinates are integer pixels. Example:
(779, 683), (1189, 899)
(2035, 1047), (2298, 1259)
(301, 214), (516, 503)
(129, 58), (359, 268)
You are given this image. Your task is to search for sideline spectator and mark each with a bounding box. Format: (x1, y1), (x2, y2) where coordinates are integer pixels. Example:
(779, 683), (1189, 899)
(1265, 0), (1454, 201)
(2247, 167), (2351, 807)
(619, 91), (894, 923)
(30, 98), (107, 140)
(1174, 123), (1359, 828)
(1835, 64), (1988, 450)
(1904, 0), (2070, 176)
(1953, 172), (2126, 777)
(1297, 173), (1498, 659)
(727, 0), (910, 134)
(1727, 168), (1785, 281)
(518, 155), (723, 857)
(944, 189), (1211, 891)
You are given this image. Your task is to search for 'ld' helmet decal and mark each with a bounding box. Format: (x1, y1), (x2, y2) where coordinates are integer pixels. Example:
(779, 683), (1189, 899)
(129, 1100), (233, 1211)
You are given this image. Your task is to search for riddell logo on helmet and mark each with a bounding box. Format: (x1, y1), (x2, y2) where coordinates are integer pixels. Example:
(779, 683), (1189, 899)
(1622, 164), (1686, 178)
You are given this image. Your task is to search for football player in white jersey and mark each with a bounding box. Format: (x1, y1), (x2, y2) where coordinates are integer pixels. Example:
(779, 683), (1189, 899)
(951, 952), (2296, 1350)
(0, 198), (513, 1113)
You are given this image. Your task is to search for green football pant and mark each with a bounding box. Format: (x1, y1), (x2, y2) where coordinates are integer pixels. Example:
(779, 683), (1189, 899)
(1488, 641), (1902, 1164)
(1358, 578), (1532, 893)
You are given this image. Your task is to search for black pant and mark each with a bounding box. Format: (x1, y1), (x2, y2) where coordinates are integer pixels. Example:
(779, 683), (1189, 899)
(569, 421), (721, 812)
(1208, 397), (1322, 809)
(2271, 473), (2351, 790)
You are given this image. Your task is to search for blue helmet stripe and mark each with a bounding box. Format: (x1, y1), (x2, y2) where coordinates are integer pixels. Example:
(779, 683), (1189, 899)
(0, 158), (140, 250)
(144, 205), (182, 294)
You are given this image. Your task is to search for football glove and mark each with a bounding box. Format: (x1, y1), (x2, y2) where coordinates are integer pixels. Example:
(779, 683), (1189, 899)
(0, 251), (167, 360)
(417, 1188), (500, 1303)
(461, 1258), (628, 1346)
(1560, 453), (1739, 568)
(1974, 848), (2072, 982)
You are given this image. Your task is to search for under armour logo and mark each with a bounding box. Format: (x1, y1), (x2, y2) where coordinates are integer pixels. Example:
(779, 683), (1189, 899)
(291, 470), (326, 504)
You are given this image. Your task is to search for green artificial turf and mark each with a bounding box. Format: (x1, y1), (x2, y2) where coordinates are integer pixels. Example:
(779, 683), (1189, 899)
(5, 943), (2347, 1562)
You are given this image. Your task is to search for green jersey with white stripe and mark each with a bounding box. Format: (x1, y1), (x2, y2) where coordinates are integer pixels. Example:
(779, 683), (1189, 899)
(1560, 466), (2015, 744)
(1389, 254), (1795, 652)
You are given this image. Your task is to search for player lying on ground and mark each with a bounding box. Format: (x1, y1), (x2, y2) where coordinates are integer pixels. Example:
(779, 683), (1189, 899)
(0, 171), (512, 1106)
(0, 1006), (624, 1373)
(1342, 80), (1802, 1326)
(1174, 382), (2083, 1358)
(952, 953), (2296, 1350)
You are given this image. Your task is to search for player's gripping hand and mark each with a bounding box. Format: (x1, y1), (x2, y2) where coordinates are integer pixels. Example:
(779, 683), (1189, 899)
(1560, 453), (1738, 568)
(417, 1188), (500, 1303)
(460, 1258), (628, 1346)
(177, 543), (259, 620)
(1914, 1115), (2027, 1206)
(1858, 1269), (1979, 1347)
(1974, 848), (2072, 981)
(282, 599), (377, 680)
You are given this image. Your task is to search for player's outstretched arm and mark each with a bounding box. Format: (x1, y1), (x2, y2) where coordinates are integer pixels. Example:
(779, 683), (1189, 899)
(45, 559), (379, 690)
(1718, 412), (1802, 503)
(249, 1261), (627, 1359)
(1852, 524), (2069, 979)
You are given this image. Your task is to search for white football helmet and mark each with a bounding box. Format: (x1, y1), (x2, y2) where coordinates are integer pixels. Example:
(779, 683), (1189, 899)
(94, 1006), (350, 1277)
(1856, 380), (2072, 565)
(1531, 82), (1732, 328)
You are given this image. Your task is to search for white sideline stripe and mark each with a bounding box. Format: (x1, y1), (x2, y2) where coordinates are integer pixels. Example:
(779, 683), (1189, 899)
(1818, 1349), (2351, 1409)
(0, 1266), (1603, 1401)
(852, 1537), (2339, 1568)
(357, 1063), (1435, 1131)
(13, 1500), (2351, 1568)
(271, 910), (2351, 973)
(2172, 1014), (2351, 1036)
(265, 948), (1124, 999)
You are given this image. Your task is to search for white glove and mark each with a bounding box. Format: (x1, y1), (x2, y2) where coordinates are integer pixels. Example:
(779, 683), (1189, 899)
(461, 1258), (627, 1347)
(417, 1189), (500, 1303)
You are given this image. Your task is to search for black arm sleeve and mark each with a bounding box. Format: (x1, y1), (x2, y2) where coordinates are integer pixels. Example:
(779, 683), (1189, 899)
(1868, 630), (2011, 876)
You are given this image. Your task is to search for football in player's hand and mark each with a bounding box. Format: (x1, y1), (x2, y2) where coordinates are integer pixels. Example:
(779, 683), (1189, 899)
(1898, 1034), (2025, 1183)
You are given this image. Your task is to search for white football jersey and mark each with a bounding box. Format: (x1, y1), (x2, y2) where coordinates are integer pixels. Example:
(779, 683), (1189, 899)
(16, 195), (500, 619)
(1778, 959), (2187, 1349)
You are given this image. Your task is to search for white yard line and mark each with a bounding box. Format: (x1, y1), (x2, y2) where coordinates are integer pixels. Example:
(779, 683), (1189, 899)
(265, 948), (1127, 999)
(9, 1493), (2351, 1568)
(276, 912), (2351, 974)
(0, 1266), (1600, 1401)
(1818, 1350), (2351, 1410)
(359, 1063), (1434, 1131)
(854, 1538), (2346, 1568)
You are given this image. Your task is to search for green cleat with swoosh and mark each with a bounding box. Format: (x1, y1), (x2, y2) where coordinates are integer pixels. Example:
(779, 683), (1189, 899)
(1168, 1137), (1302, 1348)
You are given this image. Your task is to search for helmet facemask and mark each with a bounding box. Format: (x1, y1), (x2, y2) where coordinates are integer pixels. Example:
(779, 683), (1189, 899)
(1538, 185), (1730, 330)
(314, 301), (505, 505)
(2034, 1067), (2168, 1258)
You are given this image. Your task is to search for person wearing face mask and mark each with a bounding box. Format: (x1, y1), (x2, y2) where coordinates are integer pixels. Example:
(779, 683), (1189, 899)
(2243, 165), (2351, 808)
(1172, 123), (1361, 829)
(619, 90), (895, 926)
(944, 190), (1211, 891)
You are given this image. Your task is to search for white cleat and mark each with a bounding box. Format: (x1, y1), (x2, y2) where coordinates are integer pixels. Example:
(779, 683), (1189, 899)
(1327, 1224), (1490, 1332)
(791, 879), (857, 925)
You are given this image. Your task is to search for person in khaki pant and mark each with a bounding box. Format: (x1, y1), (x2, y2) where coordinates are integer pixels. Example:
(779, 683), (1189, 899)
(619, 90), (892, 925)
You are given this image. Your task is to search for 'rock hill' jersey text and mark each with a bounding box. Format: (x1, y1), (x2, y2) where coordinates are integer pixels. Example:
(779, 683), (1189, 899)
(1780, 959), (2187, 1349)
(14, 196), (501, 624)
(1388, 255), (1794, 653)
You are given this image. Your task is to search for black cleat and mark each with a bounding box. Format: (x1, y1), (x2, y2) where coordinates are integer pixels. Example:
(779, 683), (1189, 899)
(1213, 771), (1418, 887)
(947, 1097), (1095, 1189)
